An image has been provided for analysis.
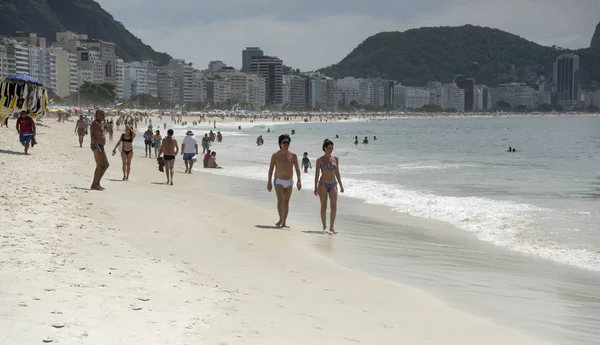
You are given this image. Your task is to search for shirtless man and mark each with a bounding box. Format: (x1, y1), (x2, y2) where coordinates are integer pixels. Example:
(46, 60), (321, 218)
(158, 129), (179, 185)
(267, 134), (301, 228)
(90, 110), (110, 190)
(75, 115), (88, 148)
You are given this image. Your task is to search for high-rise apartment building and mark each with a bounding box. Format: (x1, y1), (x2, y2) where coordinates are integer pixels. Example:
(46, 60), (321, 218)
(115, 58), (124, 99)
(55, 32), (116, 87)
(167, 59), (195, 103)
(246, 74), (266, 109)
(336, 77), (362, 107)
(157, 68), (176, 103)
(455, 75), (475, 111)
(191, 69), (207, 103)
(145, 61), (159, 98)
(242, 47), (263, 73)
(0, 45), (8, 79)
(429, 84), (465, 112)
(394, 85), (431, 109)
(51, 47), (78, 97)
(282, 75), (306, 109)
(76, 48), (104, 83)
(553, 53), (581, 109)
(123, 61), (149, 99)
(250, 56), (283, 106)
(488, 83), (538, 110)
(3, 39), (30, 75)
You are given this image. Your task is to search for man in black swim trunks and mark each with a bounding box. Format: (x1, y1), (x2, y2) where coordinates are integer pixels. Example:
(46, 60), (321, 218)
(158, 129), (179, 185)
(90, 110), (109, 190)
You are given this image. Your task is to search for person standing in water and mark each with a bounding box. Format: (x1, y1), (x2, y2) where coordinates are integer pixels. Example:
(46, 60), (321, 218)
(267, 134), (302, 228)
(75, 115), (88, 148)
(314, 139), (344, 234)
(90, 110), (110, 190)
(158, 129), (179, 185)
(302, 152), (312, 173)
(112, 125), (136, 181)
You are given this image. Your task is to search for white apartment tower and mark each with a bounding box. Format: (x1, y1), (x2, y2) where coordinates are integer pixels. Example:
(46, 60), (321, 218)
(115, 58), (125, 99)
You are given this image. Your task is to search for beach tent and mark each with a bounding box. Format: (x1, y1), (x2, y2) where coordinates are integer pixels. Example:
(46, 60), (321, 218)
(5, 74), (43, 86)
(0, 74), (49, 123)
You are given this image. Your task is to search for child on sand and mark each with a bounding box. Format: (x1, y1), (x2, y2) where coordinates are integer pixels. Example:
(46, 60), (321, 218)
(302, 152), (312, 173)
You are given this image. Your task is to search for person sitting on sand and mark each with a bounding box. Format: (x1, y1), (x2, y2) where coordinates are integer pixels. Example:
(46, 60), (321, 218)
(207, 151), (222, 169)
(314, 139), (344, 234)
(112, 125), (136, 181)
(267, 134), (302, 228)
(75, 115), (88, 148)
(90, 110), (109, 190)
(143, 127), (154, 158)
(158, 129), (179, 185)
(203, 149), (212, 168)
(16, 110), (36, 154)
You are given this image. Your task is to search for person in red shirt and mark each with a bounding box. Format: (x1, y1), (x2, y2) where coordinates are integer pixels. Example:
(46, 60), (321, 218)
(203, 149), (212, 168)
(16, 110), (36, 154)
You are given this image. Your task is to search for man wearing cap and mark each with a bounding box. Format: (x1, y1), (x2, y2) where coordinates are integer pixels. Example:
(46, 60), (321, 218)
(181, 130), (198, 173)
(16, 110), (36, 154)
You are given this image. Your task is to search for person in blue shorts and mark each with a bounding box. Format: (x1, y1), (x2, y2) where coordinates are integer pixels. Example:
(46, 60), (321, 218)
(16, 110), (36, 154)
(181, 130), (199, 174)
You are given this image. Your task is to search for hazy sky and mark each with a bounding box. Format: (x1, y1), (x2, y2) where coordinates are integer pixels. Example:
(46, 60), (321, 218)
(95, 0), (599, 71)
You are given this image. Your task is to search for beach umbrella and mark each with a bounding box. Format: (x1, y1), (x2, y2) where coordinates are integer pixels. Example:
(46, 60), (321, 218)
(5, 74), (43, 86)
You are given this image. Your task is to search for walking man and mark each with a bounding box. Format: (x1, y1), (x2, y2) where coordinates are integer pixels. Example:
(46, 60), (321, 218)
(75, 115), (88, 148)
(181, 130), (198, 173)
(16, 110), (36, 154)
(267, 134), (301, 228)
(158, 129), (179, 185)
(90, 110), (109, 190)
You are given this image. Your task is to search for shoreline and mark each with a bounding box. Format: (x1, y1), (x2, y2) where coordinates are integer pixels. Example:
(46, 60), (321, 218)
(197, 170), (600, 345)
(0, 120), (556, 344)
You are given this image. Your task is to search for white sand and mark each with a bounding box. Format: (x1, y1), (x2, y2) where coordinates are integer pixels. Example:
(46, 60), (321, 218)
(0, 119), (553, 344)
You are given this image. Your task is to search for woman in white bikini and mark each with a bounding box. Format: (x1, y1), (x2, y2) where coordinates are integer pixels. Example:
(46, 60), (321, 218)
(314, 139), (344, 234)
(112, 125), (136, 181)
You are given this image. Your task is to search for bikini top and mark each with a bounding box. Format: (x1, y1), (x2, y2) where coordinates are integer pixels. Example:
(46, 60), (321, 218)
(322, 157), (337, 171)
(121, 134), (133, 143)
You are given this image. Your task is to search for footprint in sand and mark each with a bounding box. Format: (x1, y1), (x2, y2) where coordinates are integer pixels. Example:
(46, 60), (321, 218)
(138, 298), (150, 302)
(52, 323), (65, 329)
(42, 339), (54, 343)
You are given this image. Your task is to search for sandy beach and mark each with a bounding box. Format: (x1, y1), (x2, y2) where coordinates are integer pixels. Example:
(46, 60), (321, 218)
(0, 118), (554, 344)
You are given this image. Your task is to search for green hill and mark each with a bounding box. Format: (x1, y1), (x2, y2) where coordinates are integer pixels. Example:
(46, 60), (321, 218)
(320, 25), (600, 88)
(0, 0), (171, 65)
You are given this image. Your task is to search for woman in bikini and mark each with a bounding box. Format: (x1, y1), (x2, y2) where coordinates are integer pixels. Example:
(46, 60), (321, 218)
(112, 125), (136, 181)
(152, 130), (162, 158)
(314, 139), (344, 234)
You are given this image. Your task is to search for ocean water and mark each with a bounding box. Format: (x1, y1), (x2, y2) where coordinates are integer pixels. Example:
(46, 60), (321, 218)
(151, 115), (600, 344)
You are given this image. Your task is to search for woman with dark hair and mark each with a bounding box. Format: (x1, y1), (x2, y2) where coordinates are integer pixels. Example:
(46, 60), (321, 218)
(112, 125), (136, 181)
(314, 139), (344, 234)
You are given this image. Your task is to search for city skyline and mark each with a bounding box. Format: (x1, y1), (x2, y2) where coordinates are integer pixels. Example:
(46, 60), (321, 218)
(95, 0), (599, 71)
